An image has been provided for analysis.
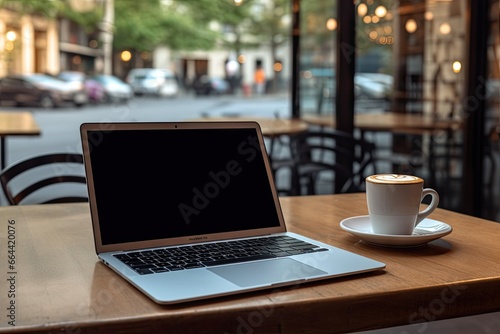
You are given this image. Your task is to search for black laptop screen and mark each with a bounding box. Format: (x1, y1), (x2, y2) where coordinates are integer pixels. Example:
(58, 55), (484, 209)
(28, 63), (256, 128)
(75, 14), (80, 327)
(86, 127), (282, 245)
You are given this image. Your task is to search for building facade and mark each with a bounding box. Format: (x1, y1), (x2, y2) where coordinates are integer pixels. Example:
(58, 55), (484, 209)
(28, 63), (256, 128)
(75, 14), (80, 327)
(0, 7), (102, 77)
(0, 8), (59, 76)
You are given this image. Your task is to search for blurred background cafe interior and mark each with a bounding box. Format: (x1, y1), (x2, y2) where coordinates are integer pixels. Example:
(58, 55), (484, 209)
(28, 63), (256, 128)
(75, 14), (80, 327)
(0, 0), (498, 223)
(289, 0), (499, 222)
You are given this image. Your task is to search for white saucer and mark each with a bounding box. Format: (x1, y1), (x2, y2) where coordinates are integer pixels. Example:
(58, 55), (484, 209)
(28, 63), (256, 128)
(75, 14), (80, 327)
(340, 215), (452, 248)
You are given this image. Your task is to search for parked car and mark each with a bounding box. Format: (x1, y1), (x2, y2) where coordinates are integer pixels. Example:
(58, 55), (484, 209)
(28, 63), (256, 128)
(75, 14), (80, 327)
(301, 68), (393, 100)
(354, 73), (393, 100)
(0, 73), (88, 108)
(90, 74), (133, 103)
(192, 75), (230, 95)
(57, 71), (104, 103)
(126, 68), (179, 97)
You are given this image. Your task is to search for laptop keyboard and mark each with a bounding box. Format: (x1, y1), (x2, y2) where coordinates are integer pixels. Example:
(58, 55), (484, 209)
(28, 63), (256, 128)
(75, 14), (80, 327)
(113, 235), (329, 275)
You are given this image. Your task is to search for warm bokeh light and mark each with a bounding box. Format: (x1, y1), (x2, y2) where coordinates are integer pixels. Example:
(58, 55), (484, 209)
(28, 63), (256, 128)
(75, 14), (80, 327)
(375, 6), (387, 18)
(363, 16), (372, 24)
(72, 55), (82, 65)
(440, 23), (451, 35)
(120, 50), (132, 62)
(237, 54), (246, 64)
(326, 18), (337, 31)
(425, 11), (434, 21)
(372, 15), (380, 24)
(369, 31), (378, 40)
(5, 41), (14, 51)
(452, 61), (462, 73)
(6, 31), (17, 41)
(405, 19), (417, 33)
(357, 3), (368, 17)
(233, 0), (243, 6)
(273, 61), (282, 72)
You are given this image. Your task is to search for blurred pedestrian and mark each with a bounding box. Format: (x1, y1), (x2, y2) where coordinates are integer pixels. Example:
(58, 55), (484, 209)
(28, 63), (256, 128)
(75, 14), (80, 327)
(254, 66), (265, 95)
(226, 57), (240, 94)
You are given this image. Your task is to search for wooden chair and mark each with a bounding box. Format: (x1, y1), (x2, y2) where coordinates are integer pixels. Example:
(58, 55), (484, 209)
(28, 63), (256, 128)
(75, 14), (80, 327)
(284, 130), (377, 195)
(0, 153), (88, 205)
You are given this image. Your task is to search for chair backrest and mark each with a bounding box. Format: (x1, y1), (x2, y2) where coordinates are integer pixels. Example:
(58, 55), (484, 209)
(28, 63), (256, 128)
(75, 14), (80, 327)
(290, 130), (376, 195)
(0, 153), (88, 205)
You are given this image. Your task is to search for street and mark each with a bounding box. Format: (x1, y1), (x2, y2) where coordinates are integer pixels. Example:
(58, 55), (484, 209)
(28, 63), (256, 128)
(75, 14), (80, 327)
(2, 93), (292, 166)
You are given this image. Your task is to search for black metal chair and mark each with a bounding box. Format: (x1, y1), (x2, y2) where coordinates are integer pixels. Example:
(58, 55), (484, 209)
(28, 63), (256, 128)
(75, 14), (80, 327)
(279, 130), (377, 195)
(0, 153), (88, 205)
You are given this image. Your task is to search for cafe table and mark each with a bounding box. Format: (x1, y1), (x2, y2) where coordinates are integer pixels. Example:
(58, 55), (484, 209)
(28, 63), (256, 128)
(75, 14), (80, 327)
(0, 111), (41, 170)
(189, 116), (309, 138)
(301, 112), (461, 134)
(303, 112), (462, 186)
(1, 193), (500, 333)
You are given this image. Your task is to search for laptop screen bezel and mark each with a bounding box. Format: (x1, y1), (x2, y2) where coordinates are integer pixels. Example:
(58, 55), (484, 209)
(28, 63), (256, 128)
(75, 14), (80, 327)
(80, 121), (288, 254)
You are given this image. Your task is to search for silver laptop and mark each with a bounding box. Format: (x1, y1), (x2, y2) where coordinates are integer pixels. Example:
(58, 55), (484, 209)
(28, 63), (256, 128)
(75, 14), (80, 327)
(80, 121), (385, 304)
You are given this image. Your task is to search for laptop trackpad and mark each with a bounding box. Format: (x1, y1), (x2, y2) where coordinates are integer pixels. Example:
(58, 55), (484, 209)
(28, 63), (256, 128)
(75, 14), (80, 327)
(208, 258), (326, 287)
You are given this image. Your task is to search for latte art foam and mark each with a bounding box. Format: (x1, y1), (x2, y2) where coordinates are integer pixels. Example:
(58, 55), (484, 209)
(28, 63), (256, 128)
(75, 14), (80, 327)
(366, 174), (423, 185)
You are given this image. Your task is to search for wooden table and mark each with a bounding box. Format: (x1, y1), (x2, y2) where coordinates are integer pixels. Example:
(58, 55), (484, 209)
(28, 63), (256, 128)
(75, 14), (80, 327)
(191, 116), (309, 138)
(302, 112), (461, 133)
(303, 113), (462, 186)
(1, 194), (500, 333)
(0, 111), (41, 169)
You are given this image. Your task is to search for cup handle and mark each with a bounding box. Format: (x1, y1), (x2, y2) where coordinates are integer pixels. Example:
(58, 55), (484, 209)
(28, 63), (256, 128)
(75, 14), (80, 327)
(415, 188), (440, 226)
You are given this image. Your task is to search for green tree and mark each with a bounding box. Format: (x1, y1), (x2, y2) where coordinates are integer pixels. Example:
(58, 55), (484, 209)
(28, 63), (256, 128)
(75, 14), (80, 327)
(214, 0), (258, 52)
(0, 0), (61, 18)
(113, 0), (224, 53)
(0, 0), (229, 52)
(0, 0), (103, 30)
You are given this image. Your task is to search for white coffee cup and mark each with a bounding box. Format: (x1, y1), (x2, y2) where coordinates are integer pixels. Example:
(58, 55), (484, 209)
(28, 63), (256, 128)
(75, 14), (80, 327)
(366, 174), (439, 235)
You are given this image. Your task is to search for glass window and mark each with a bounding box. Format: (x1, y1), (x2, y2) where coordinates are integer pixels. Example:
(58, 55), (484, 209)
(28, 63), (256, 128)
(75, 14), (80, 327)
(299, 0), (337, 116)
(297, 0), (499, 220)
